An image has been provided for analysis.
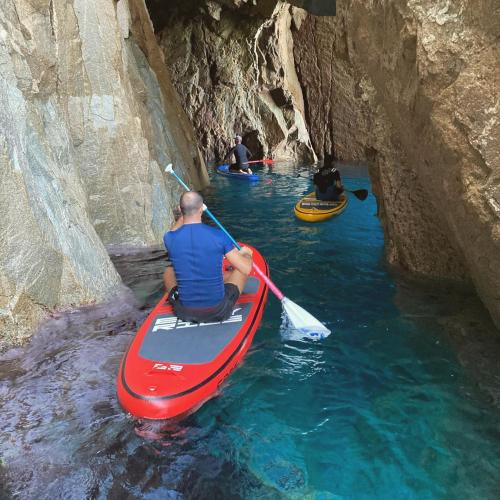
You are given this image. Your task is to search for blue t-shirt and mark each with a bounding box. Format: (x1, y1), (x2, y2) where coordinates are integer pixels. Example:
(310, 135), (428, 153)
(164, 223), (235, 308)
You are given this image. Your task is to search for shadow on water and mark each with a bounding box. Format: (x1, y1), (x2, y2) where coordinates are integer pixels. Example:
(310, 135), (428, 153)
(1, 162), (500, 498)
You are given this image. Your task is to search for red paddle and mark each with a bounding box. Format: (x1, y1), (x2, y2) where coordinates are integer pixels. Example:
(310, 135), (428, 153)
(244, 159), (273, 164)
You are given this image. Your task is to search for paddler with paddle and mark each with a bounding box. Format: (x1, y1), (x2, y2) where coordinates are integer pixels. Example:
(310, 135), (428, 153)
(224, 134), (253, 174)
(163, 191), (254, 323)
(313, 152), (344, 201)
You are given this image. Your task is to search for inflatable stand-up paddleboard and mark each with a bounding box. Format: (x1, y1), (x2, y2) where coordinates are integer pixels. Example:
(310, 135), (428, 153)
(216, 164), (260, 182)
(117, 245), (269, 420)
(294, 192), (348, 222)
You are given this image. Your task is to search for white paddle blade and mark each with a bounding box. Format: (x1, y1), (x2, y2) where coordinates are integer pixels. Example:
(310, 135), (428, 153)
(282, 297), (331, 339)
(165, 163), (173, 173)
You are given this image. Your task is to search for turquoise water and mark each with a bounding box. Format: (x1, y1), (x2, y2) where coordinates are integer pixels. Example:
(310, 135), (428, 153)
(199, 163), (500, 498)
(1, 163), (500, 498)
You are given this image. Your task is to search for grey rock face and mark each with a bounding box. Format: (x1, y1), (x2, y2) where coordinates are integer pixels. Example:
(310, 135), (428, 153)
(0, 0), (207, 345)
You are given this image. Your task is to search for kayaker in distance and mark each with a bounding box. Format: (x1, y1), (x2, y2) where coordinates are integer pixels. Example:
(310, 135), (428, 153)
(224, 134), (253, 174)
(163, 191), (254, 323)
(314, 153), (344, 201)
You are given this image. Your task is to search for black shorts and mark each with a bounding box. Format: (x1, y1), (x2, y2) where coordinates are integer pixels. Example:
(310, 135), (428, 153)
(169, 284), (240, 323)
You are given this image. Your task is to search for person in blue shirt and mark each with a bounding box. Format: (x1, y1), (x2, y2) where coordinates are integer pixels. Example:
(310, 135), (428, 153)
(163, 191), (253, 323)
(224, 134), (253, 174)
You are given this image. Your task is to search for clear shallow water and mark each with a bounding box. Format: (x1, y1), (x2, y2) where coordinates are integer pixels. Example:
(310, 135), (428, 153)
(2, 163), (500, 498)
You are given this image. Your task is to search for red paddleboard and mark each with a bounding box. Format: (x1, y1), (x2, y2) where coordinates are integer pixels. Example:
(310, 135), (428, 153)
(117, 244), (269, 420)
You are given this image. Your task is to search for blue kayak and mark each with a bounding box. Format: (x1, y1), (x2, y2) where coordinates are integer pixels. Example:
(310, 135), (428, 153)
(216, 165), (260, 182)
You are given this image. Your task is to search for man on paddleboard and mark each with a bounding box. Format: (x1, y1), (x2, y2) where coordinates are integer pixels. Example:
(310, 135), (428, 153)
(313, 153), (344, 201)
(163, 191), (253, 323)
(224, 134), (253, 174)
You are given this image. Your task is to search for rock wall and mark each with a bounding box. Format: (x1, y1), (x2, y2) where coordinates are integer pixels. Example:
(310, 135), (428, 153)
(154, 1), (316, 162)
(0, 0), (207, 345)
(293, 1), (500, 327)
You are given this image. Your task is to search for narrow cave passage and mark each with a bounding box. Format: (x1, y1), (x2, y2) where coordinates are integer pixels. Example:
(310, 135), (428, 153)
(1, 0), (500, 497)
(144, 0), (319, 162)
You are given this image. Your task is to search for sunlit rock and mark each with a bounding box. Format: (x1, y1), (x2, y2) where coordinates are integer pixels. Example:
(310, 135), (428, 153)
(0, 0), (207, 344)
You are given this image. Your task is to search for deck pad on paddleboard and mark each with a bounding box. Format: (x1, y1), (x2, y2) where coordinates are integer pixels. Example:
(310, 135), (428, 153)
(139, 303), (252, 364)
(139, 278), (259, 365)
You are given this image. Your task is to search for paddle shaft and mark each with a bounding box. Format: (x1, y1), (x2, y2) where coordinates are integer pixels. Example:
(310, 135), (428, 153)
(244, 159), (273, 164)
(167, 168), (285, 301)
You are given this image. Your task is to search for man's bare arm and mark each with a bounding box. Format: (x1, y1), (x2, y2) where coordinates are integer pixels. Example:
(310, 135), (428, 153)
(225, 247), (253, 276)
(163, 266), (177, 293)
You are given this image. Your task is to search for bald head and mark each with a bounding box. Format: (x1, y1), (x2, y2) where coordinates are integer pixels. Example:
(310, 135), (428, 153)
(234, 135), (242, 144)
(180, 191), (203, 216)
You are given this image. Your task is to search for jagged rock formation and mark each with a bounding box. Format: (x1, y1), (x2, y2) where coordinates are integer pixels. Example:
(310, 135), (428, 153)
(0, 0), (207, 345)
(292, 1), (500, 327)
(153, 1), (316, 161)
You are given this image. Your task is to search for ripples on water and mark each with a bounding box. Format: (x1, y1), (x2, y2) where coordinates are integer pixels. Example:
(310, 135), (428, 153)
(1, 163), (500, 498)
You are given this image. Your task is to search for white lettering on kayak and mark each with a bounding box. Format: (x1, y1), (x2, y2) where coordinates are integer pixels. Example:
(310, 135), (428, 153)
(152, 363), (168, 370)
(152, 317), (177, 332)
(152, 308), (243, 333)
(152, 363), (183, 372)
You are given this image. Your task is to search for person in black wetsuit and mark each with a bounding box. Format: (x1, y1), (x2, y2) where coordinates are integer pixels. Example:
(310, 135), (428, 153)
(313, 153), (344, 201)
(225, 135), (253, 174)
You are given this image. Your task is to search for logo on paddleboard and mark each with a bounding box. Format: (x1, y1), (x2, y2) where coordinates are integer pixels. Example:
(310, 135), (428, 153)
(152, 308), (243, 333)
(152, 363), (183, 372)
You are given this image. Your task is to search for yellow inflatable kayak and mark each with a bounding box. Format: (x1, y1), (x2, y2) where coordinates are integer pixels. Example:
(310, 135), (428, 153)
(294, 192), (348, 222)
